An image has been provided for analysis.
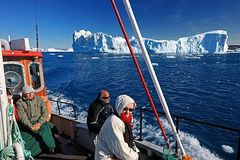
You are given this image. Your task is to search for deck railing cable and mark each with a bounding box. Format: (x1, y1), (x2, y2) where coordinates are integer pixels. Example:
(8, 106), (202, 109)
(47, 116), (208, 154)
(50, 99), (78, 120)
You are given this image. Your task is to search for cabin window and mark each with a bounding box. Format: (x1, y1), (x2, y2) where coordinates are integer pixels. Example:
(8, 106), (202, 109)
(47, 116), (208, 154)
(29, 62), (44, 90)
(3, 63), (26, 94)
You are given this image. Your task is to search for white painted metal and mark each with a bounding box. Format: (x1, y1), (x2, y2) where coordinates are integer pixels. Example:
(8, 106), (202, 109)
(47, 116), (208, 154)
(122, 0), (186, 155)
(0, 42), (9, 150)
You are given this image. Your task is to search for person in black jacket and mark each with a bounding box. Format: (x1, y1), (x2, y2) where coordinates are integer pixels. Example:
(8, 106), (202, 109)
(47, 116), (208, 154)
(87, 90), (113, 149)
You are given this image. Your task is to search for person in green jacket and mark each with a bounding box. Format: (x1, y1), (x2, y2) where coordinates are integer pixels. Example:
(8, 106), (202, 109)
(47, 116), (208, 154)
(16, 85), (56, 156)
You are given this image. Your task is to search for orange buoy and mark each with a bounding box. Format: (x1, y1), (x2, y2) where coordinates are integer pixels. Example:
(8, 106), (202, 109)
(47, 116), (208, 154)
(183, 155), (192, 160)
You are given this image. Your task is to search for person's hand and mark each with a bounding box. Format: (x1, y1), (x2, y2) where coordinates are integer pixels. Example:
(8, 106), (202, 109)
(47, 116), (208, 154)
(133, 142), (140, 153)
(32, 123), (42, 131)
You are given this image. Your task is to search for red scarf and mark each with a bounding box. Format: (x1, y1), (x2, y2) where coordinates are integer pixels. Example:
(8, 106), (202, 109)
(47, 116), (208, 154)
(120, 113), (134, 149)
(120, 112), (132, 124)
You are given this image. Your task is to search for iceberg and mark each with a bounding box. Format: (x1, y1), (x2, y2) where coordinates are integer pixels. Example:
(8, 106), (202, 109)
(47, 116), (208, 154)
(45, 48), (74, 52)
(72, 30), (228, 54)
(31, 48), (73, 52)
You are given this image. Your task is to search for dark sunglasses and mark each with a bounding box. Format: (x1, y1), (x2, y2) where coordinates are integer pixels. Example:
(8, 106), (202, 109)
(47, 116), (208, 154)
(101, 96), (110, 99)
(123, 107), (134, 112)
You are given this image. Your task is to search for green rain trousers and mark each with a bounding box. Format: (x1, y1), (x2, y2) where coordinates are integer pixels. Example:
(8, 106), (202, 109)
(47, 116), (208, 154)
(20, 122), (56, 157)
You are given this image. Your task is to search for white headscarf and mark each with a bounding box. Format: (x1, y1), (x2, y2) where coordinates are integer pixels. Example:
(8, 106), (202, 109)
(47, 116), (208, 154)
(115, 95), (136, 116)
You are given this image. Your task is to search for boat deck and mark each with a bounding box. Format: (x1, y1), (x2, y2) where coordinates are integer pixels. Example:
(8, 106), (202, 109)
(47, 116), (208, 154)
(35, 134), (154, 160)
(35, 135), (90, 160)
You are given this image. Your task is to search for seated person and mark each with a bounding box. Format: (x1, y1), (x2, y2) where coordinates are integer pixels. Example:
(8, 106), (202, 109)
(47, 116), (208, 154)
(16, 85), (56, 156)
(87, 90), (113, 142)
(95, 95), (139, 160)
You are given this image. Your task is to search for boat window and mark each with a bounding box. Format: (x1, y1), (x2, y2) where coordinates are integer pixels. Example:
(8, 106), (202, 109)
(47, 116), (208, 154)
(29, 62), (44, 90)
(4, 63), (25, 94)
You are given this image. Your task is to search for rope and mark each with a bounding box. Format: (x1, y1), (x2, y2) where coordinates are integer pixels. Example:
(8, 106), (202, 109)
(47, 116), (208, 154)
(111, 0), (170, 148)
(0, 104), (34, 160)
(0, 146), (15, 160)
(163, 147), (182, 160)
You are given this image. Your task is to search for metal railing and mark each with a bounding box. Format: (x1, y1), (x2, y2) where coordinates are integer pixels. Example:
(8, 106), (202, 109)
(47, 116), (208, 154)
(49, 99), (240, 160)
(136, 108), (240, 160)
(50, 99), (78, 119)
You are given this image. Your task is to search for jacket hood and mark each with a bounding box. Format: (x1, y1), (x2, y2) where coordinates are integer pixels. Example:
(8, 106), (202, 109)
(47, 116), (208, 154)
(115, 95), (136, 116)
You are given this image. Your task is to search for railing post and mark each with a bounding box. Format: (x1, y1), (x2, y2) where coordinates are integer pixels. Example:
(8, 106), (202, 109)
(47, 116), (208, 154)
(175, 117), (179, 154)
(73, 105), (78, 120)
(57, 101), (61, 115)
(139, 109), (143, 141)
(237, 133), (240, 160)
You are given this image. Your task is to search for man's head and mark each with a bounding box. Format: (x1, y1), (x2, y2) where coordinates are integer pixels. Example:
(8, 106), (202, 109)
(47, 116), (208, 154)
(22, 85), (35, 100)
(99, 90), (110, 104)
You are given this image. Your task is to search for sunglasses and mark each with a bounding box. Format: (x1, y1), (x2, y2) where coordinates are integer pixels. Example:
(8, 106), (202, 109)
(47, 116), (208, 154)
(101, 96), (110, 99)
(123, 107), (134, 112)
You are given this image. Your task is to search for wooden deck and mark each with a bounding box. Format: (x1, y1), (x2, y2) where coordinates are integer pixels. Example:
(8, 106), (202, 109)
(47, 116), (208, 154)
(35, 135), (90, 160)
(34, 134), (154, 160)
(33, 114), (163, 160)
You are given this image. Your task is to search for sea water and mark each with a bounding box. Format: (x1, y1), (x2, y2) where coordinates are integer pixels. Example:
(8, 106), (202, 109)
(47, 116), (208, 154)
(43, 52), (240, 160)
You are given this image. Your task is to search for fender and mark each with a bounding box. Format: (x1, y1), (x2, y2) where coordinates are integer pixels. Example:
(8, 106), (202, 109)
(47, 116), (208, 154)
(13, 143), (24, 160)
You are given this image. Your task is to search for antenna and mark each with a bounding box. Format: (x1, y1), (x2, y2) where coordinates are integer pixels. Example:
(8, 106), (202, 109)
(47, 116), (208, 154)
(35, 0), (39, 52)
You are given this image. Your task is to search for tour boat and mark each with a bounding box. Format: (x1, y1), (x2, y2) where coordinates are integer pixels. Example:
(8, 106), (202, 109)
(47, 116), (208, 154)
(0, 0), (239, 160)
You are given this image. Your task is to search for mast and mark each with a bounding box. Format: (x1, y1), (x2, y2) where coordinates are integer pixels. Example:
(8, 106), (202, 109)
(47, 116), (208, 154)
(122, 0), (187, 156)
(0, 42), (9, 150)
(35, 0), (39, 52)
(36, 24), (39, 52)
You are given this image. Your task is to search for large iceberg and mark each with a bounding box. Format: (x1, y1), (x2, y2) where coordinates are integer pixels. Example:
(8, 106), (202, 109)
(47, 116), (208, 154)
(72, 30), (228, 54)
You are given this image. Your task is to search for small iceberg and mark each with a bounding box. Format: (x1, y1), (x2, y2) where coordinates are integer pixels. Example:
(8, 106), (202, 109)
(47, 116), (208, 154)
(91, 57), (100, 60)
(222, 145), (234, 154)
(166, 55), (176, 59)
(151, 63), (159, 66)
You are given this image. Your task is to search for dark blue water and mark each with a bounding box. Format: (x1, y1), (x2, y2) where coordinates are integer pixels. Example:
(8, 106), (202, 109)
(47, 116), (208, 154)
(43, 52), (240, 160)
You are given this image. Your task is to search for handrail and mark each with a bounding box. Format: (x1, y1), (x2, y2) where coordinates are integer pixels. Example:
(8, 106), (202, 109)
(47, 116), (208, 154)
(50, 99), (76, 105)
(136, 108), (240, 133)
(49, 99), (78, 119)
(136, 108), (240, 160)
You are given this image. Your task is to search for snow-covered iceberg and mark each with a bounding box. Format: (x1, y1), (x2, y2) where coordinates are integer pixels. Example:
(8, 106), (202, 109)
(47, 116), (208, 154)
(31, 48), (74, 52)
(72, 30), (228, 54)
(45, 48), (74, 52)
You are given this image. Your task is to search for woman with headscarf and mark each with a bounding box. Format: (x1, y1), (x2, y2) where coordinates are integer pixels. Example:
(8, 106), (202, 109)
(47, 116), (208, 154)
(95, 95), (139, 160)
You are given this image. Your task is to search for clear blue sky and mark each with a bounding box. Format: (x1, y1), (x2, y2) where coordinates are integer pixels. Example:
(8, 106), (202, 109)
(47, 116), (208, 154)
(0, 0), (239, 48)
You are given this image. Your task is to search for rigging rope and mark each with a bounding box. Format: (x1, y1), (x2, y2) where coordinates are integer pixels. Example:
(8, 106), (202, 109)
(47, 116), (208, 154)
(110, 0), (170, 148)
(0, 104), (33, 160)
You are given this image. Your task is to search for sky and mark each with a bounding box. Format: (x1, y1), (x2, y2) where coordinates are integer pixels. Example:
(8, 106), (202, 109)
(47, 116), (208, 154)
(0, 0), (239, 49)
